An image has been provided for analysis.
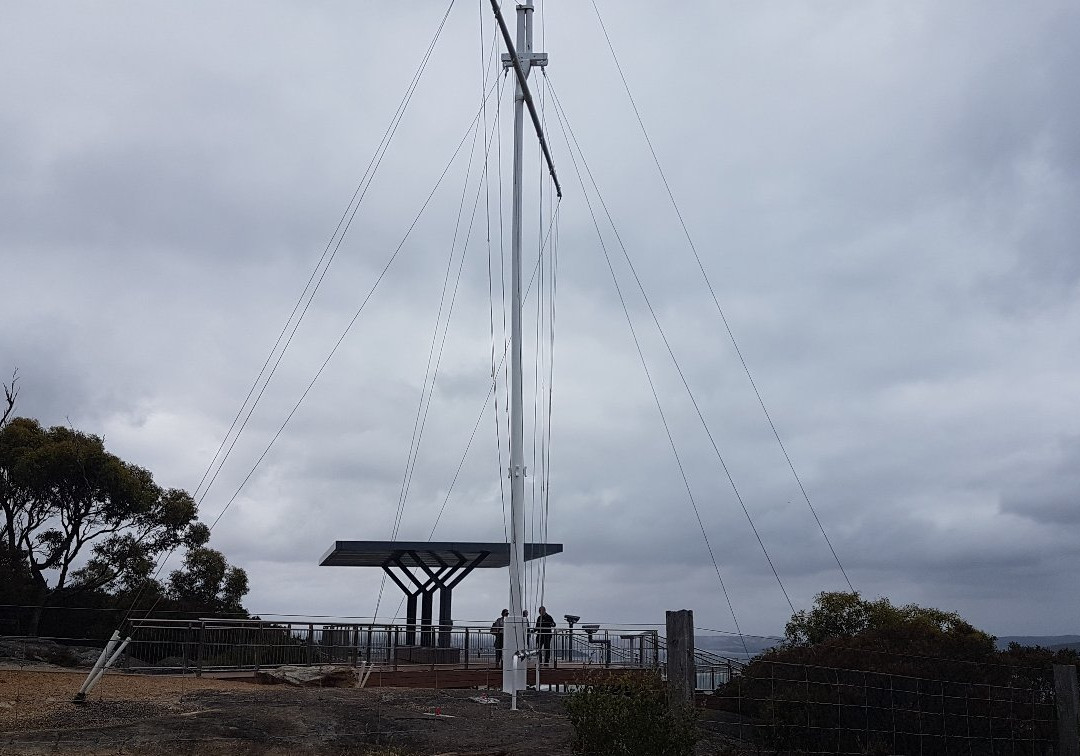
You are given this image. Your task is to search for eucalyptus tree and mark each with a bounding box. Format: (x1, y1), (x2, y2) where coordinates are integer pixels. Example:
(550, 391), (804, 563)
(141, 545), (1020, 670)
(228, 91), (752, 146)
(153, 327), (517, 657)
(166, 522), (249, 615)
(0, 417), (197, 632)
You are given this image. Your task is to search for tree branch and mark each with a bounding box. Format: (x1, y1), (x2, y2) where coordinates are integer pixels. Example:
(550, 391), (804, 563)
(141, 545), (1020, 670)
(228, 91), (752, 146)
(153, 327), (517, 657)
(1, 369), (18, 427)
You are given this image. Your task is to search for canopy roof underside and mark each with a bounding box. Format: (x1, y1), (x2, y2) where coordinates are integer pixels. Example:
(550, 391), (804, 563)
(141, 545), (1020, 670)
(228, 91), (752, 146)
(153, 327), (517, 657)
(319, 540), (563, 568)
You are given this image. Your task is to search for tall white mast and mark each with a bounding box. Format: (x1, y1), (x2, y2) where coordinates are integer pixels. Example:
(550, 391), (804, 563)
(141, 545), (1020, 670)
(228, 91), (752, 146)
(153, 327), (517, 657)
(497, 0), (546, 694)
(504, 0), (533, 694)
(490, 0), (559, 694)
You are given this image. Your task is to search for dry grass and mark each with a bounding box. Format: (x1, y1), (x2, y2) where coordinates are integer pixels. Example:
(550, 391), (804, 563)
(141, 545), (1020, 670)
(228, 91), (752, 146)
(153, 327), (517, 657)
(0, 665), (743, 754)
(0, 664), (260, 732)
(0, 666), (571, 754)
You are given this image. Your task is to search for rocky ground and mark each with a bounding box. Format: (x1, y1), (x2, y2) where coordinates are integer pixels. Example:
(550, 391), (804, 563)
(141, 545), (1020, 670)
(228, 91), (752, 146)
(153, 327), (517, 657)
(0, 657), (749, 755)
(0, 668), (571, 755)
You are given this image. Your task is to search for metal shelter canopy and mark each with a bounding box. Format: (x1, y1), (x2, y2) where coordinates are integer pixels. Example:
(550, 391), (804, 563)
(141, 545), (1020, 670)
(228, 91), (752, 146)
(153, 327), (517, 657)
(319, 541), (562, 568)
(320, 541), (563, 649)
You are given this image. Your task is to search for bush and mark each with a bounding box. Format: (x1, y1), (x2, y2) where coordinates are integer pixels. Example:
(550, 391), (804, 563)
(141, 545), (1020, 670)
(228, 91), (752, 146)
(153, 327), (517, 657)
(710, 593), (1077, 754)
(564, 671), (698, 755)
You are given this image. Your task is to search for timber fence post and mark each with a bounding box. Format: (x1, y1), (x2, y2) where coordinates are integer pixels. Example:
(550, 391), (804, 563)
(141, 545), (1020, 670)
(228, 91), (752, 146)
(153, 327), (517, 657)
(666, 609), (695, 711)
(1055, 663), (1079, 756)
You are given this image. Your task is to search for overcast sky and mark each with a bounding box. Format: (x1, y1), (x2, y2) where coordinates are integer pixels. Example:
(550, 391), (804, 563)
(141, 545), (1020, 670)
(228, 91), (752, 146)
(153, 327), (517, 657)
(3, 1), (1079, 640)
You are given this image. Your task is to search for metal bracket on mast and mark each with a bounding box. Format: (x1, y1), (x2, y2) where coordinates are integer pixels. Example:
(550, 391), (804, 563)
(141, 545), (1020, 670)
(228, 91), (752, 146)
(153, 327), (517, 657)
(488, 0), (562, 198)
(501, 52), (548, 71)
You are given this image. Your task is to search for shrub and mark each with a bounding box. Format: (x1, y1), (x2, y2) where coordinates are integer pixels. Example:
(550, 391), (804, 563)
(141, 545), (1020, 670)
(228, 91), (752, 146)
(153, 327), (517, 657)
(564, 671), (699, 755)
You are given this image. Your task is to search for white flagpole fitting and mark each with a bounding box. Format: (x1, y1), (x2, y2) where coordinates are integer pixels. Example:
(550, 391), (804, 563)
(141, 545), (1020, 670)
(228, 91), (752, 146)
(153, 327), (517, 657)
(510, 648), (539, 710)
(73, 629), (121, 703)
(83, 635), (133, 696)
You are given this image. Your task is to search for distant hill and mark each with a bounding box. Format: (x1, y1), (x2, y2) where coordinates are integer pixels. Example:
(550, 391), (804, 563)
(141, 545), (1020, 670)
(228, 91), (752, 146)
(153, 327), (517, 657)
(995, 635), (1080, 651)
(695, 634), (1080, 658)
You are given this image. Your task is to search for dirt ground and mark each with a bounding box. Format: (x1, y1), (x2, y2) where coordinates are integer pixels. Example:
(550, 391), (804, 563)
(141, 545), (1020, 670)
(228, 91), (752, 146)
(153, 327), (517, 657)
(0, 665), (744, 755)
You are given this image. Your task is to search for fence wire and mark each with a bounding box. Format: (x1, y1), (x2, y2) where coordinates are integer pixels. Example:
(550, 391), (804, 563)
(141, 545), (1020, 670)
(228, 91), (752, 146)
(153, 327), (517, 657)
(1, 621), (1072, 755)
(711, 658), (1058, 755)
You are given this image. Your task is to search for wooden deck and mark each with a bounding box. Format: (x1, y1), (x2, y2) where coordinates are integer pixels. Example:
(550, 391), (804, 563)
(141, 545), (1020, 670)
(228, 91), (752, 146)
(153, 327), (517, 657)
(364, 664), (653, 689)
(206, 663), (655, 690)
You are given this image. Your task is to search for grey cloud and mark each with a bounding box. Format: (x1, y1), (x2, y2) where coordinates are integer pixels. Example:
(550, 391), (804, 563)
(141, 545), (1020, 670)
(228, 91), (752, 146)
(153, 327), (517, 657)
(3, 0), (1079, 639)
(1000, 436), (1080, 526)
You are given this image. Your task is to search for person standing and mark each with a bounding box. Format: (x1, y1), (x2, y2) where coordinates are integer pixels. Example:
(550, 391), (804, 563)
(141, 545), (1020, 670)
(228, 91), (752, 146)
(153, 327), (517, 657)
(534, 606), (556, 664)
(522, 609), (530, 647)
(491, 608), (508, 667)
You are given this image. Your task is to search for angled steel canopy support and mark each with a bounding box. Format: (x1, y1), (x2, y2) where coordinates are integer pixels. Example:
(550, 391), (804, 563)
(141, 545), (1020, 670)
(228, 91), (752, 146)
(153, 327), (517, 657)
(378, 549), (495, 648)
(384, 556), (426, 646)
(322, 542), (562, 651)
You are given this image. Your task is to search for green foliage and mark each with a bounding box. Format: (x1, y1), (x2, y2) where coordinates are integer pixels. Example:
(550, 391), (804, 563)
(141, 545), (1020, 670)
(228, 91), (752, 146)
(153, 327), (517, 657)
(784, 590), (880, 645)
(564, 671), (699, 756)
(0, 412), (249, 635)
(715, 593), (1070, 753)
(1003, 640), (1080, 667)
(0, 546), (36, 605)
(784, 591), (996, 659)
(163, 518), (251, 616)
(0, 418), (198, 604)
(167, 543), (249, 614)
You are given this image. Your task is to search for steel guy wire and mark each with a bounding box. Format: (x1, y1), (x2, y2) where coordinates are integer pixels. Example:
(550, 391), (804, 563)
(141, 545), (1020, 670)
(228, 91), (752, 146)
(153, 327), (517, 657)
(189, 0), (459, 509)
(191, 0), (459, 515)
(387, 13), (507, 551)
(117, 0), (463, 629)
(545, 74), (796, 615)
(546, 75), (750, 658)
(375, 76), (509, 621)
(389, 78), (486, 545)
(589, 0), (854, 593)
(385, 96), (561, 624)
(181, 94), (495, 636)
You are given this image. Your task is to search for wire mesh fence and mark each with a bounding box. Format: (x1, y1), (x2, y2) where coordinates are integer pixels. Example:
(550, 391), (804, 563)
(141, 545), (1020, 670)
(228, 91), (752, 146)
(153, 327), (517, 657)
(3, 622), (1075, 754)
(711, 658), (1058, 755)
(0, 620), (673, 742)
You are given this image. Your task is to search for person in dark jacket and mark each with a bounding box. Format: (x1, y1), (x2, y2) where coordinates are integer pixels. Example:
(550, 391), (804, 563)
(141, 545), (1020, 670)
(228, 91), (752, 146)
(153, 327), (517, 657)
(534, 606), (556, 664)
(491, 608), (509, 667)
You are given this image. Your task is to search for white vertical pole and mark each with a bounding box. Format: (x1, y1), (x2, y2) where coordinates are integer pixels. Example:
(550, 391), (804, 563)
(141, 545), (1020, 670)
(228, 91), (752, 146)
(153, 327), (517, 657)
(503, 0), (534, 696)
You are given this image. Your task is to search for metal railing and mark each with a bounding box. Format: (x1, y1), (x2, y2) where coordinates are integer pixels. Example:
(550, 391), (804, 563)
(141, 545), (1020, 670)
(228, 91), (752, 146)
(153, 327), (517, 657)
(120, 619), (684, 676)
(648, 634), (746, 691)
(101, 619), (744, 692)
(0, 620), (744, 692)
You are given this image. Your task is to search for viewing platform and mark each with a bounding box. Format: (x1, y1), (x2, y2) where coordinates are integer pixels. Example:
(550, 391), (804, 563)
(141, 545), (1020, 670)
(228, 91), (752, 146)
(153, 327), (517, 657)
(124, 618), (744, 692)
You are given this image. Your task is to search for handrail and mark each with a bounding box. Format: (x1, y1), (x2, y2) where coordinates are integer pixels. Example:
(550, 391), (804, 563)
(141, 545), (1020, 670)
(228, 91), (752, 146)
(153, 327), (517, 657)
(120, 618), (742, 690)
